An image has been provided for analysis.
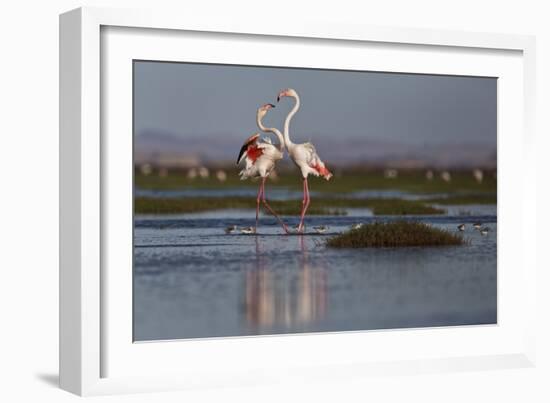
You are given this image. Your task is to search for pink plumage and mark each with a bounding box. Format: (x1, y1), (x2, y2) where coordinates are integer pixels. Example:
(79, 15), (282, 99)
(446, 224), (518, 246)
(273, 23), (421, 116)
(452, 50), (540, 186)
(277, 88), (333, 232)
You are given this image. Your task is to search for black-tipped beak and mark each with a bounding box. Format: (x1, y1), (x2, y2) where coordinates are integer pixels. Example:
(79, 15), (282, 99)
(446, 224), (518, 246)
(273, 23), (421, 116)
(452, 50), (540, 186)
(268, 103), (275, 108)
(276, 96), (280, 102)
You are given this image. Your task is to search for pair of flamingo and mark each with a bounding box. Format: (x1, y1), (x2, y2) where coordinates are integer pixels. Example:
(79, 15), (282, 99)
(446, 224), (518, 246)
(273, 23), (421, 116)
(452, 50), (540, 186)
(237, 88), (333, 234)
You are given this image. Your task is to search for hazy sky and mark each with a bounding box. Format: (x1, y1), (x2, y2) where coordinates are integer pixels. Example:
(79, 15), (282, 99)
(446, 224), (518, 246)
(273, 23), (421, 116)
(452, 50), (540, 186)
(133, 61), (496, 164)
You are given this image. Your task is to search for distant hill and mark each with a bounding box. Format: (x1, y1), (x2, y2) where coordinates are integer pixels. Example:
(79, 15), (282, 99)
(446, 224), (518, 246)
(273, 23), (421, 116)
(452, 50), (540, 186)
(135, 130), (496, 169)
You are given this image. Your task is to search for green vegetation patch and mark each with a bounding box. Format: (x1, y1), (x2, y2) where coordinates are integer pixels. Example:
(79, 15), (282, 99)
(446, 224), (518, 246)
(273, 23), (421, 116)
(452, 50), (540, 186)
(134, 197), (346, 216)
(326, 221), (466, 248)
(134, 196), (444, 216)
(135, 170), (497, 195)
(135, 197), (248, 214)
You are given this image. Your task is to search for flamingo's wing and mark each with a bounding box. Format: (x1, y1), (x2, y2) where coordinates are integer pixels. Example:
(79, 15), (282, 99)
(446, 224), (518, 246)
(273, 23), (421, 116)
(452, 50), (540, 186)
(303, 141), (316, 151)
(303, 142), (332, 179)
(237, 133), (261, 165)
(302, 142), (318, 164)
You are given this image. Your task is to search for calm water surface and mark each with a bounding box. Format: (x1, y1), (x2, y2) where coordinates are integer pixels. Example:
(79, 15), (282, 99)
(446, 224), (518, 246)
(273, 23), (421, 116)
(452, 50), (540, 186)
(133, 210), (497, 341)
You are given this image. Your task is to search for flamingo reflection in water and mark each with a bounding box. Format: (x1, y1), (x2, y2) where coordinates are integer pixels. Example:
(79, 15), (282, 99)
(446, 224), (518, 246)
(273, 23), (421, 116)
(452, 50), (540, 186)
(245, 236), (327, 331)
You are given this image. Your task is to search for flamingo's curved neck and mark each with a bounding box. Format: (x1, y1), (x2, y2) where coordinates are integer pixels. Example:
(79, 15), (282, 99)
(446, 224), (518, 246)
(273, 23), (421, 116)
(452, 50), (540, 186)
(283, 94), (300, 148)
(257, 113), (285, 152)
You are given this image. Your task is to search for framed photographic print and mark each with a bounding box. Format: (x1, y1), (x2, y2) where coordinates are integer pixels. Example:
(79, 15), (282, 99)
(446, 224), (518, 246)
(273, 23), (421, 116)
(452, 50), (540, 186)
(60, 7), (537, 396)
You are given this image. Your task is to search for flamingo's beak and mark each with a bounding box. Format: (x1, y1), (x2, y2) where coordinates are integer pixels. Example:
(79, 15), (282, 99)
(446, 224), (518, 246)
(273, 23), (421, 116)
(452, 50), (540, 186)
(276, 95), (280, 102)
(268, 103), (275, 108)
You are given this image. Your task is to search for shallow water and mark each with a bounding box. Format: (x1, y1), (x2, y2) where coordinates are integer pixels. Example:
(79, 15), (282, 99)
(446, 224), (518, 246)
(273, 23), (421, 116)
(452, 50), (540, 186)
(135, 186), (486, 202)
(133, 211), (497, 341)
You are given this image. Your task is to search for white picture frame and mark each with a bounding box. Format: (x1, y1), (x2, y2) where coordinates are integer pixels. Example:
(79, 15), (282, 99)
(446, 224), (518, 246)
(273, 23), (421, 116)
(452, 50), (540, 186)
(59, 6), (537, 396)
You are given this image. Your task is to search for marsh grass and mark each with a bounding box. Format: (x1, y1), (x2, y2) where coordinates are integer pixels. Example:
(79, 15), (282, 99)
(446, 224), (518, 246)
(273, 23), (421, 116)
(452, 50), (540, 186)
(134, 197), (249, 214)
(135, 170), (497, 194)
(134, 197), (444, 216)
(326, 221), (466, 248)
(134, 197), (345, 215)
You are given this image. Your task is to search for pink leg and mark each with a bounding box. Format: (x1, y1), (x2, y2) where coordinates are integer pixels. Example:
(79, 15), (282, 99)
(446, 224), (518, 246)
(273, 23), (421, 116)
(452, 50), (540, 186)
(255, 180), (264, 232)
(298, 177), (310, 233)
(297, 179), (306, 232)
(261, 177), (289, 234)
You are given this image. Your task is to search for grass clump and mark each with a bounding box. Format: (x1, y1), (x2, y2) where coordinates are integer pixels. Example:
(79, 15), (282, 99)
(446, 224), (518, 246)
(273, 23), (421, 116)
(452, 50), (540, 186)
(326, 221), (465, 248)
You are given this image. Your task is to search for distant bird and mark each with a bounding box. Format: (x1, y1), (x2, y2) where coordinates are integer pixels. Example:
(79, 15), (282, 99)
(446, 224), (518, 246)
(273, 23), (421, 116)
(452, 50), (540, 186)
(240, 226), (256, 235)
(351, 223), (364, 230)
(237, 104), (289, 234)
(384, 168), (398, 179)
(216, 170), (227, 182)
(480, 227), (489, 236)
(457, 224), (465, 232)
(473, 169), (484, 184)
(198, 166), (210, 178)
(140, 163), (152, 176)
(277, 88), (333, 233)
(224, 225), (238, 234)
(313, 225), (329, 234)
(473, 222), (482, 230)
(441, 171), (452, 182)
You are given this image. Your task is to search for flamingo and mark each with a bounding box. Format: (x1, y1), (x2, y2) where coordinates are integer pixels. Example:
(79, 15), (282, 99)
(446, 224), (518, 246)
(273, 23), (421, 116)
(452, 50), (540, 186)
(236, 103), (289, 234)
(277, 88), (333, 233)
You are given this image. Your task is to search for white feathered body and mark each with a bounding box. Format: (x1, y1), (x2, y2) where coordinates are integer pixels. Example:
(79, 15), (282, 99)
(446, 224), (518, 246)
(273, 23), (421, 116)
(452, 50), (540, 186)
(287, 142), (332, 180)
(238, 136), (284, 180)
